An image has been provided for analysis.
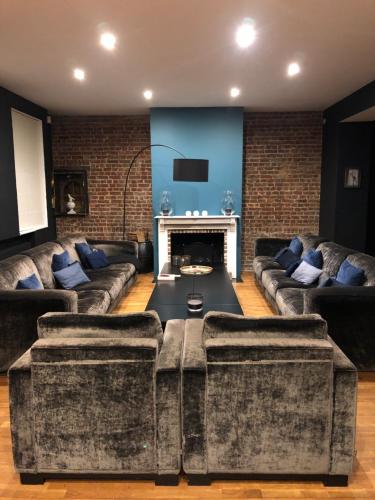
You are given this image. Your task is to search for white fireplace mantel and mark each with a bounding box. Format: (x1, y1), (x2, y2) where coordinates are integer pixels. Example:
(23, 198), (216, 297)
(155, 215), (239, 278)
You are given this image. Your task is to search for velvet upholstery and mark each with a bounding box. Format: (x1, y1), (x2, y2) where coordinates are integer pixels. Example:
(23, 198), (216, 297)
(0, 236), (138, 371)
(253, 256), (282, 280)
(23, 242), (66, 289)
(57, 235), (89, 264)
(0, 290), (77, 372)
(254, 236), (375, 370)
(9, 315), (184, 483)
(181, 313), (357, 482)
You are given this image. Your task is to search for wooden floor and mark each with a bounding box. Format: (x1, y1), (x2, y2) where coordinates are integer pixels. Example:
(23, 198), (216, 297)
(1, 272), (374, 499)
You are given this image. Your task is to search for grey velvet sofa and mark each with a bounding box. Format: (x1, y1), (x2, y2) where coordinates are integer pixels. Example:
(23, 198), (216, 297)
(253, 235), (375, 370)
(0, 234), (137, 372)
(9, 311), (184, 485)
(181, 312), (357, 486)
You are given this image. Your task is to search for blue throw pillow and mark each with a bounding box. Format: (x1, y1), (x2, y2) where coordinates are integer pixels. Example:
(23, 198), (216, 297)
(16, 273), (43, 290)
(289, 237), (303, 256)
(303, 249), (323, 269)
(53, 262), (91, 290)
(75, 242), (93, 267)
(52, 250), (72, 272)
(285, 260), (301, 277)
(86, 249), (109, 269)
(275, 248), (300, 270)
(336, 259), (365, 286)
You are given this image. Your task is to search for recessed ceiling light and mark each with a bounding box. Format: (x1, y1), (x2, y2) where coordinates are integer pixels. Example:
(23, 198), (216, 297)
(287, 62), (301, 77)
(143, 89), (153, 100)
(235, 18), (256, 48)
(230, 87), (241, 98)
(73, 68), (85, 81)
(100, 32), (117, 50)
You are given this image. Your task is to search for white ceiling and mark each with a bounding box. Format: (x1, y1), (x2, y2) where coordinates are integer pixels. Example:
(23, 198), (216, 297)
(0, 0), (374, 115)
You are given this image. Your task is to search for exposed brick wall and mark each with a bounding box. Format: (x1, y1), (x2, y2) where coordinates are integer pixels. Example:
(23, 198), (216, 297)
(242, 112), (322, 269)
(51, 112), (322, 270)
(52, 115), (152, 240)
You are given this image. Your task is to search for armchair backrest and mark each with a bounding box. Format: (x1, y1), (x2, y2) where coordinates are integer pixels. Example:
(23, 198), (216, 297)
(38, 310), (164, 348)
(29, 337), (158, 473)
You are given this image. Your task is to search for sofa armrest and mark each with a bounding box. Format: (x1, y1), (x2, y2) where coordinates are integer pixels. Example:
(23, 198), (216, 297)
(182, 319), (207, 475)
(254, 237), (291, 257)
(156, 320), (184, 475)
(304, 286), (375, 369)
(8, 349), (36, 473)
(0, 290), (78, 372)
(87, 239), (138, 257)
(327, 336), (357, 475)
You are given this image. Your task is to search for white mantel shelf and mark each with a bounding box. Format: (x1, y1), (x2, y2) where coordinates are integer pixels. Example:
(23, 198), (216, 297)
(155, 215), (239, 278)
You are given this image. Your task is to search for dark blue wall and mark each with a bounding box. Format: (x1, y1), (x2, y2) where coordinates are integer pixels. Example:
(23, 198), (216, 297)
(150, 107), (244, 274)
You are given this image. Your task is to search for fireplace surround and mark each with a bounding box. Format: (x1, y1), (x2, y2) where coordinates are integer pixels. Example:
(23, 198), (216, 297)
(155, 215), (239, 278)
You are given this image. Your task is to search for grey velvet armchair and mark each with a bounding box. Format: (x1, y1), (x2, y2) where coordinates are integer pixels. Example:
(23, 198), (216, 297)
(182, 312), (357, 486)
(9, 311), (184, 485)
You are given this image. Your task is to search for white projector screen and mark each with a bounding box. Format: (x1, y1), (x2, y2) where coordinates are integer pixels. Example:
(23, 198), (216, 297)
(11, 109), (48, 235)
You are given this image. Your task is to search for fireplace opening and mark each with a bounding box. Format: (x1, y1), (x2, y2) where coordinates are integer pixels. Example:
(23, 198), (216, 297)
(171, 232), (224, 266)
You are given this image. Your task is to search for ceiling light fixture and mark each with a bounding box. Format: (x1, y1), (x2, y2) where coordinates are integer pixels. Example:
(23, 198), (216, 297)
(235, 18), (256, 48)
(100, 32), (117, 50)
(287, 62), (301, 77)
(230, 87), (241, 98)
(143, 89), (153, 100)
(73, 68), (85, 81)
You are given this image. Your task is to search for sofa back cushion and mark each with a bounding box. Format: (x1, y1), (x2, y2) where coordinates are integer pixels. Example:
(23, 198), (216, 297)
(38, 310), (164, 348)
(0, 254), (42, 290)
(317, 241), (353, 277)
(203, 312), (327, 341)
(299, 234), (327, 257)
(58, 234), (89, 265)
(22, 242), (66, 289)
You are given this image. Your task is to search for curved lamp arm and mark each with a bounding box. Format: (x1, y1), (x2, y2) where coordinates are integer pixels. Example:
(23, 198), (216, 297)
(122, 144), (185, 240)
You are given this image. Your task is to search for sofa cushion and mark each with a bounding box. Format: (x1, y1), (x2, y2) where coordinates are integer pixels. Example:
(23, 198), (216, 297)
(261, 269), (312, 299)
(0, 254), (42, 290)
(22, 242), (65, 289)
(57, 235), (89, 265)
(16, 273), (43, 290)
(276, 288), (305, 316)
(347, 252), (375, 286)
(317, 242), (353, 277)
(299, 234), (327, 256)
(253, 256), (281, 280)
(77, 290), (111, 314)
(203, 312), (327, 340)
(86, 264), (136, 284)
(73, 272), (124, 302)
(107, 254), (141, 272)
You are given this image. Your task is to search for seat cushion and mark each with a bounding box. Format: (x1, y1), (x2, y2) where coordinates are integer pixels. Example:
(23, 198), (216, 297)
(253, 256), (281, 280)
(261, 269), (311, 299)
(77, 290), (111, 314)
(74, 273), (124, 302)
(106, 262), (136, 282)
(276, 288), (305, 316)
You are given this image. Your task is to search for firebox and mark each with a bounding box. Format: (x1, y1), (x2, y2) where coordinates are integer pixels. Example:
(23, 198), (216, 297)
(170, 232), (224, 267)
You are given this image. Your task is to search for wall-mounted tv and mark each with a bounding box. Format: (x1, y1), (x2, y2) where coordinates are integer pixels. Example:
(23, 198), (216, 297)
(173, 159), (209, 182)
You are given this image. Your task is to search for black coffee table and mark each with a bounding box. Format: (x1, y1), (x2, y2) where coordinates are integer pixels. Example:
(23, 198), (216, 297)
(146, 264), (243, 323)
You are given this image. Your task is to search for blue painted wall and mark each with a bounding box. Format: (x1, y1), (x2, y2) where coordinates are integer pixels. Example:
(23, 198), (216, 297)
(150, 107), (243, 274)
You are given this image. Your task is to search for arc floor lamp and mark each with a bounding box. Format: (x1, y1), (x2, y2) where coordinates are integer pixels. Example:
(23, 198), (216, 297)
(122, 143), (185, 240)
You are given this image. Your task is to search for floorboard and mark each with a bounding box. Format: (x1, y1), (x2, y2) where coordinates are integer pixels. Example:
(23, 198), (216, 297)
(1, 272), (373, 499)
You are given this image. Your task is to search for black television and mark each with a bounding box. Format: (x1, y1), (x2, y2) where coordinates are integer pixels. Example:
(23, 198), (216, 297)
(173, 159), (209, 182)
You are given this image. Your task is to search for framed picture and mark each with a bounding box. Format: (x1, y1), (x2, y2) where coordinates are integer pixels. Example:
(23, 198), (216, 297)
(53, 169), (89, 216)
(344, 168), (361, 189)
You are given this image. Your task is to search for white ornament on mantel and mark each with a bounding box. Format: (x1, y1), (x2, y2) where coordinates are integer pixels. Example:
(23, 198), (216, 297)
(66, 193), (76, 215)
(155, 215), (240, 279)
